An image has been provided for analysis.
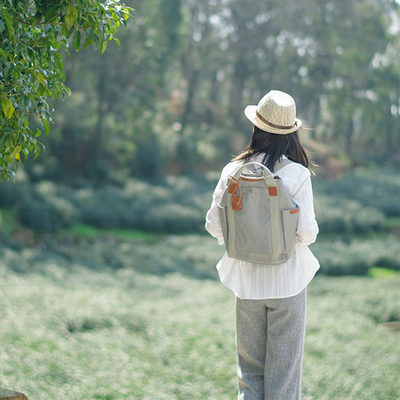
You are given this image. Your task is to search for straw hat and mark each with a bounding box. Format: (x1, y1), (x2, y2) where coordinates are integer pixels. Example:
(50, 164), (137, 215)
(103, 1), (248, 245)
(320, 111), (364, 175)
(244, 90), (302, 134)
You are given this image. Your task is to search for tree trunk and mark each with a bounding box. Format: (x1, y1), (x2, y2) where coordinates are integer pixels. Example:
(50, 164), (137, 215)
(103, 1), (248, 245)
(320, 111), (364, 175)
(229, 58), (247, 127)
(89, 61), (108, 164)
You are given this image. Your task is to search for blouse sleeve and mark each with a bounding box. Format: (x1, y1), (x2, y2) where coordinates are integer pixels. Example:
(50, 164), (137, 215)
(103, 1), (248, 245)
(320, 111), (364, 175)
(205, 176), (226, 245)
(292, 169), (319, 246)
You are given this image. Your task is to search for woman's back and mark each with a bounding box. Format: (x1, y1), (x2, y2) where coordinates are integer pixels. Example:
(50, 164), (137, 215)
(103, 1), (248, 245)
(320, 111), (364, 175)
(204, 89), (319, 400)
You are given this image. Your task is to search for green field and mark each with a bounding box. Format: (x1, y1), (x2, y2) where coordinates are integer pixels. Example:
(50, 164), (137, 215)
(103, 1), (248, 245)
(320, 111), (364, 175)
(1, 233), (399, 400)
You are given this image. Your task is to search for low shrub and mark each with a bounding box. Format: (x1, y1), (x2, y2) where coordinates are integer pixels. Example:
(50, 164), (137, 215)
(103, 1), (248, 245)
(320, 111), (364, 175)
(314, 195), (385, 234)
(78, 188), (140, 229)
(0, 181), (28, 207)
(312, 235), (400, 275)
(18, 181), (78, 233)
(1, 167), (398, 236)
(63, 178), (209, 233)
(314, 168), (400, 216)
(141, 204), (204, 233)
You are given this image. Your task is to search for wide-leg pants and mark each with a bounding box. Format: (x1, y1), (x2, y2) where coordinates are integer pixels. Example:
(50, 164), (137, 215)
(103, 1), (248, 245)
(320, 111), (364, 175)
(235, 288), (306, 400)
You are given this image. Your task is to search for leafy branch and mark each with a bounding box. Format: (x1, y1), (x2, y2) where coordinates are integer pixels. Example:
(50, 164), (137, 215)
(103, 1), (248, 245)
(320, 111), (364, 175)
(0, 0), (134, 179)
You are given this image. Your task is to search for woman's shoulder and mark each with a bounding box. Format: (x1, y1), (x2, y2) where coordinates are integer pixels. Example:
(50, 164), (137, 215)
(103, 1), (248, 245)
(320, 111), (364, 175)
(278, 160), (312, 197)
(218, 156), (311, 182)
(280, 159), (311, 179)
(220, 159), (243, 179)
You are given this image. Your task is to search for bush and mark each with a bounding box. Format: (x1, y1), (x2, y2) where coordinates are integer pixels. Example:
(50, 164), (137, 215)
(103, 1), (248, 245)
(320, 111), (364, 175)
(4, 167), (397, 236)
(314, 168), (400, 216)
(314, 195), (385, 234)
(18, 181), (78, 233)
(141, 204), (204, 232)
(77, 187), (140, 229)
(0, 181), (28, 207)
(64, 178), (209, 233)
(312, 235), (400, 275)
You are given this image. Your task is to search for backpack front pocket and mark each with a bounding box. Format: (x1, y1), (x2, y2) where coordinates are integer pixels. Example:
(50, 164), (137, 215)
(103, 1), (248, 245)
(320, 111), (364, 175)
(218, 204), (229, 249)
(281, 207), (300, 253)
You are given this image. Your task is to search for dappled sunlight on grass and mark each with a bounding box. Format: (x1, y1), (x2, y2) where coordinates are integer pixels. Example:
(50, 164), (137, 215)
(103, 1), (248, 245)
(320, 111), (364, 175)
(0, 163), (399, 398)
(59, 223), (159, 241)
(1, 257), (399, 399)
(368, 267), (400, 279)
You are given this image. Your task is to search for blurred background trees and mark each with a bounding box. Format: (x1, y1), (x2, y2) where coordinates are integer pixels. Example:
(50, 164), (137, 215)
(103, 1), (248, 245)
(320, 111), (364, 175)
(37, 0), (400, 183)
(2, 0), (399, 183)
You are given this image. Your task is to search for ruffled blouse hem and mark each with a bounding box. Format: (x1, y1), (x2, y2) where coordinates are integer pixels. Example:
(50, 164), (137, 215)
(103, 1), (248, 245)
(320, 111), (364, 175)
(218, 263), (319, 300)
(216, 249), (320, 300)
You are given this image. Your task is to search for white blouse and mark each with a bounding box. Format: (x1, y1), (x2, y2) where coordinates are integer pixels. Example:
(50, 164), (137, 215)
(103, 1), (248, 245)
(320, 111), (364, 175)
(205, 153), (320, 299)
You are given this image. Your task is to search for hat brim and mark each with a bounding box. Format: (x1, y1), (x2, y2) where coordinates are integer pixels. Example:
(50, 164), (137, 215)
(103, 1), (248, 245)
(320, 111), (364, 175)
(244, 105), (302, 135)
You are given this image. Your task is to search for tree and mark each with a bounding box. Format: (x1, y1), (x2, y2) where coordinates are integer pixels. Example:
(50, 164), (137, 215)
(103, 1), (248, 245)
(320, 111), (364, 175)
(16, 0), (399, 183)
(0, 0), (134, 179)
(41, 0), (183, 181)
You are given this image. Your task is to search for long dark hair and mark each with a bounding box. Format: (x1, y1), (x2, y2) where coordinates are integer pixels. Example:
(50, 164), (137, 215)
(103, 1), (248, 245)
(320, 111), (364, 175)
(232, 125), (315, 174)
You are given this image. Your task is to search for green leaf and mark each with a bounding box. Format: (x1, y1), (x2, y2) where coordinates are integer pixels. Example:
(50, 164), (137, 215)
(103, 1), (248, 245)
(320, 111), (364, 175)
(64, 5), (74, 29)
(35, 72), (47, 84)
(0, 48), (7, 60)
(122, 8), (131, 21)
(55, 52), (64, 71)
(9, 145), (21, 162)
(83, 35), (93, 49)
(2, 10), (14, 40)
(73, 30), (81, 51)
(66, 25), (74, 39)
(1, 97), (15, 119)
(38, 84), (45, 96)
(100, 39), (108, 54)
(41, 117), (50, 135)
(22, 147), (29, 159)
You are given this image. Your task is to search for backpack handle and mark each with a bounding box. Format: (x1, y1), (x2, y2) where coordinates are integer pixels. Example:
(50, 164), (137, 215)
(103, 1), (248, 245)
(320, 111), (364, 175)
(232, 161), (277, 189)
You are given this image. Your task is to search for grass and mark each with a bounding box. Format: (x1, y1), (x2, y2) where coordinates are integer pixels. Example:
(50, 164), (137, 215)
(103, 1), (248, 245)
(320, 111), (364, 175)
(59, 223), (159, 242)
(0, 168), (399, 399)
(368, 267), (400, 279)
(0, 236), (400, 400)
(385, 216), (400, 228)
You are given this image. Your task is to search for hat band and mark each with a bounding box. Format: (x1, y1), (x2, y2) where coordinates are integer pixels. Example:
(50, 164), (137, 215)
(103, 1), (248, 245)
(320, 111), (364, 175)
(256, 110), (296, 130)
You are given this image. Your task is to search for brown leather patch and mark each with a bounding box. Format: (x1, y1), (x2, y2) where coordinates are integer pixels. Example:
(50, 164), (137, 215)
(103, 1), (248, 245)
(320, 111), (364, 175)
(268, 186), (278, 196)
(232, 195), (242, 210)
(228, 181), (238, 194)
(289, 208), (300, 214)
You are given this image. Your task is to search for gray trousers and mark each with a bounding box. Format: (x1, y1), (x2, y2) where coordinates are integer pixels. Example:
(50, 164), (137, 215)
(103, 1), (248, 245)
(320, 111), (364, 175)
(235, 288), (306, 400)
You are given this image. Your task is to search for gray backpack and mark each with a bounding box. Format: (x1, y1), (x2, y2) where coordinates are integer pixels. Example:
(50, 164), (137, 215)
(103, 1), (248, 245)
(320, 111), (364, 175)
(218, 159), (299, 265)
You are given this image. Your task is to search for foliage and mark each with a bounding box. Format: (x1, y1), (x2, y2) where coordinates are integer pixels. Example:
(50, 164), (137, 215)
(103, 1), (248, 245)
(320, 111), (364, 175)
(1, 167), (399, 236)
(314, 167), (400, 217)
(311, 235), (400, 275)
(18, 181), (78, 232)
(0, 179), (28, 207)
(314, 195), (385, 234)
(0, 0), (134, 178)
(0, 0), (393, 182)
(0, 174), (215, 233)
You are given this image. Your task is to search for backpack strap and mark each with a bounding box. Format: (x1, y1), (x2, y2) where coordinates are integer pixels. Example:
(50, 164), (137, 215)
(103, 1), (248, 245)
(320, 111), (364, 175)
(233, 161), (277, 192)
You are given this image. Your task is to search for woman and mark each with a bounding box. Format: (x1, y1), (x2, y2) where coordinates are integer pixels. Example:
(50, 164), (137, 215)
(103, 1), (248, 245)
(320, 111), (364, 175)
(205, 90), (320, 400)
